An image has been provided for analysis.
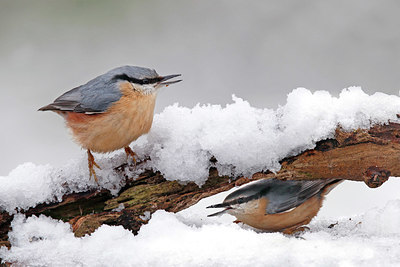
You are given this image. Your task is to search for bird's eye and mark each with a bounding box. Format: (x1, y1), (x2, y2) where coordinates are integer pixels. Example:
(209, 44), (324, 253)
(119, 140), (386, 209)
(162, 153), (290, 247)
(142, 79), (149, 84)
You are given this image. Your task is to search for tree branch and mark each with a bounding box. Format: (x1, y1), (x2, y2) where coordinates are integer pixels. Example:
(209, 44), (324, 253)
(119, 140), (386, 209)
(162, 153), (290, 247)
(1, 122), (399, 247)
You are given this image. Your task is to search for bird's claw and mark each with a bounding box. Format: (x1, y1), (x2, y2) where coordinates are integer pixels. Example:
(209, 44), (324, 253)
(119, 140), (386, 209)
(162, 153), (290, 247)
(282, 226), (310, 235)
(87, 150), (101, 183)
(124, 146), (137, 166)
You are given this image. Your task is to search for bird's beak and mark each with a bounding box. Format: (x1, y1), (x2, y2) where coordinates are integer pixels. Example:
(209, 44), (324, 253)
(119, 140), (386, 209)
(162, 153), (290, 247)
(207, 207), (233, 217)
(206, 202), (233, 217)
(158, 74), (182, 87)
(206, 202), (232, 209)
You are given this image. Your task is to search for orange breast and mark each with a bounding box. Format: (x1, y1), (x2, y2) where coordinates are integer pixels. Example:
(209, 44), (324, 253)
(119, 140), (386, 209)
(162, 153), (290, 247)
(67, 112), (102, 124)
(64, 82), (157, 153)
(230, 195), (324, 232)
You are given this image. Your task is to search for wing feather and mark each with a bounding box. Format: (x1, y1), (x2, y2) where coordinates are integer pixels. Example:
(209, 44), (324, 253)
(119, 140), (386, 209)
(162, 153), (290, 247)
(217, 178), (341, 215)
(39, 77), (122, 113)
(265, 179), (341, 214)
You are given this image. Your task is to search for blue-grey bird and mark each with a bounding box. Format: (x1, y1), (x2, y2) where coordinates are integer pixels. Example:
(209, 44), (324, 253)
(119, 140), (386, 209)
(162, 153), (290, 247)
(39, 65), (181, 181)
(207, 178), (342, 234)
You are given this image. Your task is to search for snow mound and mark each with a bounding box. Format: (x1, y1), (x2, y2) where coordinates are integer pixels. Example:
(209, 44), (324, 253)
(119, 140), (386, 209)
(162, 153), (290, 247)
(135, 87), (400, 184)
(1, 196), (400, 266)
(0, 155), (127, 213)
(1, 87), (400, 213)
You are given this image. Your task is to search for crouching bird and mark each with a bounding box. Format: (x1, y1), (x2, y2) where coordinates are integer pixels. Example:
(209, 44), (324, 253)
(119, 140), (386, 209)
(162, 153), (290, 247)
(39, 65), (181, 181)
(207, 178), (342, 234)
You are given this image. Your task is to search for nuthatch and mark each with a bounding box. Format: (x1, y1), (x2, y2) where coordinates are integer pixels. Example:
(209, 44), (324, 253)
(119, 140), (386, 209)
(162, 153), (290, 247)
(208, 178), (342, 234)
(39, 65), (181, 181)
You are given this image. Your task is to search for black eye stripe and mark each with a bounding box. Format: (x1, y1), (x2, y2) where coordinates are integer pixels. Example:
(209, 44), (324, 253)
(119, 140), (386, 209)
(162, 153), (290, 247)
(112, 74), (162, 85)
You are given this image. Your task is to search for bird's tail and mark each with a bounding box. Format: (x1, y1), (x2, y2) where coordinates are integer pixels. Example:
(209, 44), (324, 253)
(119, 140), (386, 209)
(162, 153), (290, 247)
(38, 104), (55, 111)
(321, 179), (343, 195)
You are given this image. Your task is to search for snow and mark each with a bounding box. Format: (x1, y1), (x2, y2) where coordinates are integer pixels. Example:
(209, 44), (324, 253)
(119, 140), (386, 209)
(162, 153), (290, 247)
(1, 192), (400, 266)
(1, 87), (400, 214)
(136, 87), (400, 184)
(0, 157), (126, 213)
(1, 87), (400, 265)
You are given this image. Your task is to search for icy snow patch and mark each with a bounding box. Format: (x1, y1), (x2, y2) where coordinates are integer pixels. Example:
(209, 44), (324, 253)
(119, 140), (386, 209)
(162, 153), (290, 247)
(2, 87), (400, 213)
(1, 197), (400, 266)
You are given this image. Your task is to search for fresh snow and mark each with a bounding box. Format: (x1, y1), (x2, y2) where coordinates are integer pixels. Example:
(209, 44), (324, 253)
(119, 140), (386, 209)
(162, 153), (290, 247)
(137, 87), (400, 184)
(1, 87), (400, 213)
(1, 192), (400, 266)
(1, 87), (400, 265)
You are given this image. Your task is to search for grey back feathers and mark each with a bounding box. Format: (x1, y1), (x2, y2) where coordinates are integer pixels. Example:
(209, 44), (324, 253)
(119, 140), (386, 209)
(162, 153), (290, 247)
(214, 178), (341, 214)
(39, 66), (160, 113)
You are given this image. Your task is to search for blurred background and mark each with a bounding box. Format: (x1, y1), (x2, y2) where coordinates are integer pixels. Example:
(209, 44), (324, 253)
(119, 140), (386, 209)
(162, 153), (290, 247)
(1, 0), (400, 217)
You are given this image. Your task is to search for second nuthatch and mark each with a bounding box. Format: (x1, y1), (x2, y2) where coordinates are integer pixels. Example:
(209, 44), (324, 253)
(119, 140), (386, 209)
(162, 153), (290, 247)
(39, 65), (181, 181)
(208, 178), (342, 234)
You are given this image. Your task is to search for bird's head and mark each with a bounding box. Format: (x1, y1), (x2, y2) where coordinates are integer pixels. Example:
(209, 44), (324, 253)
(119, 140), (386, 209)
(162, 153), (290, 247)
(109, 65), (181, 95)
(207, 188), (263, 217)
(206, 179), (273, 217)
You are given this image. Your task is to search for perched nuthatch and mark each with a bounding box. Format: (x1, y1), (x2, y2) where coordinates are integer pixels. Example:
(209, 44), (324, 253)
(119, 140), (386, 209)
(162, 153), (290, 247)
(208, 178), (342, 234)
(39, 65), (181, 181)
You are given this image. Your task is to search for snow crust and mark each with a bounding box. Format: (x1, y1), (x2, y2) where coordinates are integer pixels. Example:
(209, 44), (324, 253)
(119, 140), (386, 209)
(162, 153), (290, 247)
(1, 87), (400, 213)
(1, 193), (400, 266)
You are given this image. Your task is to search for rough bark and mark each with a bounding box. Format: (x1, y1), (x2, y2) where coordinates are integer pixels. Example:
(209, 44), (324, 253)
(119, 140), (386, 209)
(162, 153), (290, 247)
(1, 122), (399, 248)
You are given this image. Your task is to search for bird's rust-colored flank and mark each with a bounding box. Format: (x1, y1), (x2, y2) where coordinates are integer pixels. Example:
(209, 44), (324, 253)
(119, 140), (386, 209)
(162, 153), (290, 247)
(232, 195), (322, 233)
(228, 181), (340, 233)
(66, 82), (157, 153)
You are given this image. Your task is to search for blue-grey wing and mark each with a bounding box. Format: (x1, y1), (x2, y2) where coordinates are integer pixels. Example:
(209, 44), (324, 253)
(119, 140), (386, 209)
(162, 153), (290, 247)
(39, 65), (160, 113)
(223, 178), (340, 214)
(40, 77), (122, 113)
(264, 179), (340, 214)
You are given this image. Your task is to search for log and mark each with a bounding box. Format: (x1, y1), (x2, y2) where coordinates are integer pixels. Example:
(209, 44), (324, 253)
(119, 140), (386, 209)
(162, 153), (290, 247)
(1, 122), (400, 247)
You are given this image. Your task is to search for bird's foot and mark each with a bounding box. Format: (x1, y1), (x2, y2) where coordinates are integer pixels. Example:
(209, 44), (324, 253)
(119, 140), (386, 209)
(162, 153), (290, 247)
(87, 150), (101, 182)
(282, 226), (309, 236)
(124, 146), (137, 166)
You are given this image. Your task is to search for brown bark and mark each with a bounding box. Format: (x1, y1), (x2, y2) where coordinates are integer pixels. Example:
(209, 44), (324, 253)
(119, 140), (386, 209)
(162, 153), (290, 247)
(273, 124), (400, 187)
(1, 122), (399, 248)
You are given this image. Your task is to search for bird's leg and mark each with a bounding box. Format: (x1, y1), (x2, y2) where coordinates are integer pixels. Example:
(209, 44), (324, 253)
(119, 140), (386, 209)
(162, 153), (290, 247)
(124, 146), (137, 165)
(87, 149), (101, 182)
(282, 225), (310, 235)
